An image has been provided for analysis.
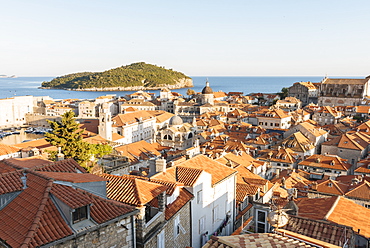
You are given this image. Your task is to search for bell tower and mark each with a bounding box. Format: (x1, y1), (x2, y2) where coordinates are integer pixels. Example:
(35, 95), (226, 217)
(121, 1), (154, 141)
(98, 103), (113, 141)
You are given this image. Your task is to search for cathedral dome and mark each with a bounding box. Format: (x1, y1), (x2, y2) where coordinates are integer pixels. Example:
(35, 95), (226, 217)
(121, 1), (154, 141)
(201, 81), (213, 94)
(169, 115), (183, 126)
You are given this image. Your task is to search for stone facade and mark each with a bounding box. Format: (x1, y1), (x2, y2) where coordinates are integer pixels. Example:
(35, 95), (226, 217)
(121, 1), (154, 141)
(50, 215), (135, 248)
(164, 200), (192, 248)
(288, 82), (319, 106)
(318, 77), (370, 106)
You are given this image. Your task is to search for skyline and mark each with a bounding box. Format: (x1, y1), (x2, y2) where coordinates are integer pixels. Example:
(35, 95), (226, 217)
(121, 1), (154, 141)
(1, 0), (370, 77)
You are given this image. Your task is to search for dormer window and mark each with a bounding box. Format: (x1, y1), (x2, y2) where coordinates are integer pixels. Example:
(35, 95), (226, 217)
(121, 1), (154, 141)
(73, 206), (88, 223)
(330, 160), (335, 166)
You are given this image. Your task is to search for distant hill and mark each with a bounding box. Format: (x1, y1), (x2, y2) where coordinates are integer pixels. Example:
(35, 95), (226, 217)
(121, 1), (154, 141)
(41, 62), (193, 91)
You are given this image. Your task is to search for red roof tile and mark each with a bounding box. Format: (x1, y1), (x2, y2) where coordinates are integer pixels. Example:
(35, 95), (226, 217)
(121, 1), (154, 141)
(0, 170), (24, 194)
(0, 173), (73, 248)
(0, 143), (20, 156)
(165, 188), (193, 220)
(51, 184), (91, 209)
(100, 174), (167, 206)
(37, 171), (106, 183)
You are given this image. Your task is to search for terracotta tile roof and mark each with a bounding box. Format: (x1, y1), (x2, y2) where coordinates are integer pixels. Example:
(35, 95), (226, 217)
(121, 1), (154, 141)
(146, 110), (174, 123)
(236, 183), (258, 202)
(83, 134), (109, 144)
(78, 119), (99, 135)
(112, 110), (154, 127)
(296, 196), (338, 220)
(165, 188), (193, 220)
(299, 122), (328, 137)
(3, 156), (52, 169)
(296, 196), (370, 238)
(0, 143), (20, 156)
(323, 78), (369, 85)
(216, 152), (259, 169)
(234, 164), (266, 187)
(283, 215), (354, 247)
(299, 154), (352, 171)
(112, 132), (125, 141)
(0, 173), (73, 248)
(50, 183), (92, 209)
(327, 196), (370, 238)
(166, 154), (237, 186)
(0, 161), (17, 173)
(281, 132), (315, 153)
(0, 170), (24, 194)
(100, 173), (167, 206)
(344, 180), (370, 200)
(13, 138), (52, 149)
(175, 166), (204, 186)
(115, 140), (161, 164)
(4, 157), (87, 173)
(38, 171), (107, 183)
(203, 233), (328, 248)
(76, 187), (137, 224)
(0, 170), (137, 247)
(311, 179), (347, 195)
(258, 148), (298, 164)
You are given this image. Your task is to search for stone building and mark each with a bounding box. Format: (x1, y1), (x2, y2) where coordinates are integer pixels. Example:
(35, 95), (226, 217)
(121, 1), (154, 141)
(101, 173), (193, 248)
(288, 81), (319, 106)
(0, 157), (138, 248)
(156, 115), (197, 150)
(318, 77), (370, 106)
(321, 131), (370, 168)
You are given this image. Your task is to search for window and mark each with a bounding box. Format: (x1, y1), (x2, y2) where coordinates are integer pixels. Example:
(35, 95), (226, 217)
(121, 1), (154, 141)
(174, 215), (180, 238)
(73, 206), (88, 223)
(256, 210), (267, 233)
(212, 205), (219, 223)
(157, 230), (165, 248)
(197, 190), (203, 204)
(199, 216), (205, 234)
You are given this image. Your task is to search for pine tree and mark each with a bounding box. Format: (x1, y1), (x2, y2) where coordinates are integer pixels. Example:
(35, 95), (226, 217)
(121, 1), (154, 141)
(45, 111), (112, 168)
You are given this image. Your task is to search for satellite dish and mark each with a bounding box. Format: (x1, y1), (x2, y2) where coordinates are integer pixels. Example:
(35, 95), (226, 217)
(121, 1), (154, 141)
(267, 210), (289, 228)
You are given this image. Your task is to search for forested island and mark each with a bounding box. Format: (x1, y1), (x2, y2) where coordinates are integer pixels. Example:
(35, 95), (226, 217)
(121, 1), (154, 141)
(41, 62), (193, 91)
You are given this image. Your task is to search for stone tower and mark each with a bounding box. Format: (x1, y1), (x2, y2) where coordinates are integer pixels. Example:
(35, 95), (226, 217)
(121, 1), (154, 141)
(98, 103), (113, 141)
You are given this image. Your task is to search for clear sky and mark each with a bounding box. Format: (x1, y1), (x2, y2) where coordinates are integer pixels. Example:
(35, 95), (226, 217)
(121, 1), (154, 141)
(1, 0), (369, 77)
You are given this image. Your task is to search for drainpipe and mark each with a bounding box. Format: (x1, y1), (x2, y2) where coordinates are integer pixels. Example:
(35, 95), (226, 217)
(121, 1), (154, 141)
(131, 215), (136, 248)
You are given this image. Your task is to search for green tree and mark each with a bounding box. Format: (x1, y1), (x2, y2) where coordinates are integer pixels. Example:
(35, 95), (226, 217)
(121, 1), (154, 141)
(186, 88), (196, 96)
(45, 111), (112, 169)
(277, 87), (289, 99)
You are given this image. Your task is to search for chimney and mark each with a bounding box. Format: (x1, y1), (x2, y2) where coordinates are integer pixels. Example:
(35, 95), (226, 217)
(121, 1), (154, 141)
(311, 182), (318, 190)
(21, 172), (27, 189)
(56, 147), (64, 161)
(275, 168), (280, 178)
(155, 158), (167, 173)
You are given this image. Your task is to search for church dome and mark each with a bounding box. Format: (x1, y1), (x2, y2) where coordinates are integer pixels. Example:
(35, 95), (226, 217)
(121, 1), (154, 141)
(201, 81), (213, 94)
(169, 115), (183, 126)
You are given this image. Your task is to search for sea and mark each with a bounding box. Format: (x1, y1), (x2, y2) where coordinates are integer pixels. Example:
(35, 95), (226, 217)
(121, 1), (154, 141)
(0, 76), (328, 100)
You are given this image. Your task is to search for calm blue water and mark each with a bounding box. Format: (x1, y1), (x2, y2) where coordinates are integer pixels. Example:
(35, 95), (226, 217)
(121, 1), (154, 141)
(0, 76), (328, 100)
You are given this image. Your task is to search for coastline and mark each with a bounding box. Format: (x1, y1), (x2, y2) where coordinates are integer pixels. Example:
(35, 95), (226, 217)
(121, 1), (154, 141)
(39, 78), (194, 92)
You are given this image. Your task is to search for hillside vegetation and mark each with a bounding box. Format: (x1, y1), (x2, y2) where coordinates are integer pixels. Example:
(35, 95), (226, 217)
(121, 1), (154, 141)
(41, 62), (191, 89)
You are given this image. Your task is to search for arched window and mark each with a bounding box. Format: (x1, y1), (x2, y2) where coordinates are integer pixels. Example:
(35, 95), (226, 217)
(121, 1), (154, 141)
(188, 132), (193, 139)
(164, 134), (172, 140)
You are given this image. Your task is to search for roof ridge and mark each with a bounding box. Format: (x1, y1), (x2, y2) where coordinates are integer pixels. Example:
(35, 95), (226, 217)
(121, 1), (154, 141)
(20, 178), (53, 247)
(323, 196), (341, 220)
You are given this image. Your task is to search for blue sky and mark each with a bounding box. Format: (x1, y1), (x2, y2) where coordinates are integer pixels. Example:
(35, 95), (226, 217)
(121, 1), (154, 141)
(1, 0), (369, 77)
